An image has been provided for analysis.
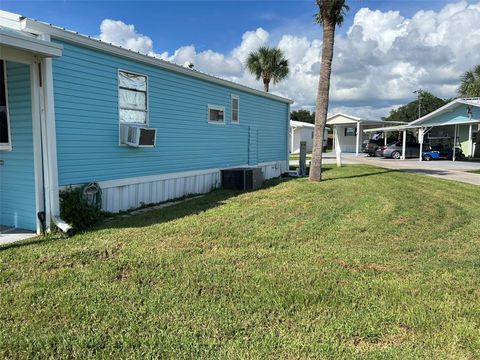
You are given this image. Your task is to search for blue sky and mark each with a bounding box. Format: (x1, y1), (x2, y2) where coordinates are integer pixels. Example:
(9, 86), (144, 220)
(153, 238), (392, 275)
(2, 0), (478, 117)
(2, 0), (451, 55)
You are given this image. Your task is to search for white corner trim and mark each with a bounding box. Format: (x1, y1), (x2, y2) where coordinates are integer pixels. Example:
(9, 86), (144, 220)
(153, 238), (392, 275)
(30, 57), (44, 234)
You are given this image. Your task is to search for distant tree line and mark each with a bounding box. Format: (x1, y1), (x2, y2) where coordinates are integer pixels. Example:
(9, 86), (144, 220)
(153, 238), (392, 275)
(291, 109), (315, 124)
(383, 90), (451, 123)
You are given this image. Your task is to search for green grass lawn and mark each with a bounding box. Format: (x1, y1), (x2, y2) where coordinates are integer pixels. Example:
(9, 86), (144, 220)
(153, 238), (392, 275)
(468, 169), (480, 174)
(1, 165), (480, 359)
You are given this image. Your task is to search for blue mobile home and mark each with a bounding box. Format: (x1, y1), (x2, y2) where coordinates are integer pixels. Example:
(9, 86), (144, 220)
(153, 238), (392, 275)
(0, 11), (292, 234)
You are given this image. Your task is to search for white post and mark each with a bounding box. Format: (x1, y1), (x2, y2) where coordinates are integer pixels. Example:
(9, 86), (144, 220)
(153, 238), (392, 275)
(418, 128), (423, 162)
(332, 126), (336, 153)
(356, 122), (360, 156)
(384, 131), (388, 146)
(453, 124), (457, 162)
(335, 126), (342, 167)
(401, 129), (407, 160)
(468, 124), (473, 158)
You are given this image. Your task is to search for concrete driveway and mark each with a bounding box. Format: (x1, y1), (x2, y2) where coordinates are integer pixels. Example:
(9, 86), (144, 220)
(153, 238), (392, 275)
(346, 155), (480, 185)
(0, 226), (37, 246)
(290, 153), (480, 185)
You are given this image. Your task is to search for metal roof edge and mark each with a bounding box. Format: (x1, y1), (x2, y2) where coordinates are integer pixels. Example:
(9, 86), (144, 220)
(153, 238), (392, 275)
(19, 16), (294, 104)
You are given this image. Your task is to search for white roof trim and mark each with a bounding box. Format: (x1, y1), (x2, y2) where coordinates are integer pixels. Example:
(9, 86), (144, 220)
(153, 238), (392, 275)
(363, 125), (420, 133)
(0, 27), (63, 57)
(327, 112), (406, 126)
(290, 120), (315, 128)
(17, 16), (293, 104)
(327, 113), (361, 122)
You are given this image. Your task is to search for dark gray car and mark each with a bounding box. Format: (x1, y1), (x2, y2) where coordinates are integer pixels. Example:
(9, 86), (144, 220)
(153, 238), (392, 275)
(383, 141), (421, 159)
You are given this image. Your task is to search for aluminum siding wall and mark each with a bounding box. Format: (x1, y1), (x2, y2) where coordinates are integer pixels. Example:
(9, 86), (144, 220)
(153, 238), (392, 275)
(51, 40), (289, 186)
(0, 62), (36, 230)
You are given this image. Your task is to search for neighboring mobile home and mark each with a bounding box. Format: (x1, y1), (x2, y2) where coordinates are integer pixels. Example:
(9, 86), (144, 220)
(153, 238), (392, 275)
(0, 11), (292, 234)
(327, 113), (405, 155)
(289, 120), (328, 153)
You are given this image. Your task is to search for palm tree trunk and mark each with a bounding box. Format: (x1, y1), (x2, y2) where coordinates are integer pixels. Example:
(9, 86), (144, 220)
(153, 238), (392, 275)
(263, 78), (270, 92)
(310, 19), (336, 182)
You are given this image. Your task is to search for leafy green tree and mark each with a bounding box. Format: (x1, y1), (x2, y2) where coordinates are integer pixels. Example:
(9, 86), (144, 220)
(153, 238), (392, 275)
(291, 109), (315, 124)
(383, 90), (449, 123)
(245, 47), (289, 92)
(310, 0), (349, 182)
(458, 64), (480, 97)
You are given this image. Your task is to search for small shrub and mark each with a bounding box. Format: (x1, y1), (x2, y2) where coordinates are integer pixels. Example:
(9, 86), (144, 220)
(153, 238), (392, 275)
(60, 187), (104, 230)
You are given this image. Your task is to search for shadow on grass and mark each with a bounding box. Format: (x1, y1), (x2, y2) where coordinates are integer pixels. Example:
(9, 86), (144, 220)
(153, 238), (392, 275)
(323, 169), (396, 181)
(0, 177), (294, 251)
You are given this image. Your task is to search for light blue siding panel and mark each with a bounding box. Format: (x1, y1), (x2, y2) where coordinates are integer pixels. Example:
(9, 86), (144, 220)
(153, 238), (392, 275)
(422, 104), (480, 126)
(52, 40), (288, 185)
(0, 62), (36, 231)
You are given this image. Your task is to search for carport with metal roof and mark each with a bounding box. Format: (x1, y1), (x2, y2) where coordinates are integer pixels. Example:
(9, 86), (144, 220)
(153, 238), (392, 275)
(364, 98), (480, 161)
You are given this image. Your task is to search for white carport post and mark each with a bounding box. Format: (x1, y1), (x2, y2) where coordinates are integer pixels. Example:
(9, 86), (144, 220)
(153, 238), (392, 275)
(453, 124), (458, 162)
(401, 129), (407, 160)
(384, 128), (388, 146)
(418, 127), (424, 162)
(334, 125), (342, 167)
(468, 124), (473, 157)
(355, 121), (361, 156)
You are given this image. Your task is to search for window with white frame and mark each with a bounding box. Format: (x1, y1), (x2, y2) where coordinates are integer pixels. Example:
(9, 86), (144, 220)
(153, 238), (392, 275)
(208, 105), (225, 124)
(0, 60), (11, 150)
(118, 70), (148, 125)
(231, 95), (239, 123)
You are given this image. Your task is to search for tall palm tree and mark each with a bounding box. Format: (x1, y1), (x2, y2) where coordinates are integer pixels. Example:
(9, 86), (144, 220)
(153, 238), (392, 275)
(245, 47), (289, 92)
(309, 0), (349, 182)
(458, 64), (480, 97)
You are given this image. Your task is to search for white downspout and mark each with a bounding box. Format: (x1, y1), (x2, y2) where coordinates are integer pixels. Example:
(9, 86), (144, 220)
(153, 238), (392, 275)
(40, 34), (73, 234)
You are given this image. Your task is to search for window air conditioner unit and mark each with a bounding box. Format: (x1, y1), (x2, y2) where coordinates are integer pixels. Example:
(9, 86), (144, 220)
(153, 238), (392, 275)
(121, 125), (156, 148)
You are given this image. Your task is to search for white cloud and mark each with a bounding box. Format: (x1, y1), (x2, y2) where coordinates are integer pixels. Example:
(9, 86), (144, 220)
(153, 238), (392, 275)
(98, 1), (480, 118)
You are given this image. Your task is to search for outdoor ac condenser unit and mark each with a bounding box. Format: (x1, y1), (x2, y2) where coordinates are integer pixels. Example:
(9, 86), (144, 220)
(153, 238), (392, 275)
(221, 167), (264, 190)
(121, 125), (156, 148)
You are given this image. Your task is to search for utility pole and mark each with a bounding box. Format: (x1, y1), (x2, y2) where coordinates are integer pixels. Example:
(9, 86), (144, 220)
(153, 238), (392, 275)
(413, 89), (422, 119)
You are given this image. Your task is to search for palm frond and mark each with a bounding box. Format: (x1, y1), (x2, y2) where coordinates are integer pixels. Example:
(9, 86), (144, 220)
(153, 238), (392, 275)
(245, 46), (289, 91)
(315, 0), (349, 26)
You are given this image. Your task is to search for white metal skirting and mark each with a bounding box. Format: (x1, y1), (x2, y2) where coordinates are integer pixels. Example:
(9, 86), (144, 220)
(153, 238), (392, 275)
(96, 160), (287, 213)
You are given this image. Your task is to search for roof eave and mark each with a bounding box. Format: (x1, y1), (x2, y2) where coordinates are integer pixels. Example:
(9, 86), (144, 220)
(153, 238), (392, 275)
(20, 18), (293, 104)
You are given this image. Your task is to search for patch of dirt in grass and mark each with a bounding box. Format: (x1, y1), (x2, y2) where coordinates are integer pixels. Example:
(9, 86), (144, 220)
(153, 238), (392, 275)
(349, 324), (416, 351)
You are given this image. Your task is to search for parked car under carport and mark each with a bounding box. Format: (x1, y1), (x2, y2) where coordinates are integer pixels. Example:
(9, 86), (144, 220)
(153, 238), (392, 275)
(382, 141), (421, 159)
